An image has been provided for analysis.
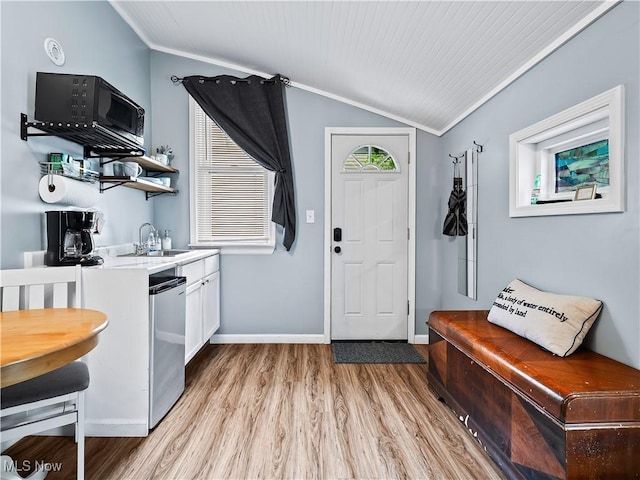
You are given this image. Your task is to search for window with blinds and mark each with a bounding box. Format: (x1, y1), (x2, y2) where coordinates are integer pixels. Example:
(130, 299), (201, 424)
(190, 100), (274, 248)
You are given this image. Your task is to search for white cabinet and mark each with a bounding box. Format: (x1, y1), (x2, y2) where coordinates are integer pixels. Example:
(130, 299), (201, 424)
(35, 248), (220, 437)
(181, 259), (205, 363)
(82, 267), (152, 437)
(179, 253), (220, 364)
(202, 271), (220, 339)
(185, 279), (204, 362)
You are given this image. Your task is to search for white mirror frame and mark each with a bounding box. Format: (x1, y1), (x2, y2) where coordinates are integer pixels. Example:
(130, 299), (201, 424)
(509, 85), (624, 217)
(458, 148), (477, 300)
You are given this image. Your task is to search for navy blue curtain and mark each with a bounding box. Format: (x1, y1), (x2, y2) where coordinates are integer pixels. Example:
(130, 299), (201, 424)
(182, 74), (296, 251)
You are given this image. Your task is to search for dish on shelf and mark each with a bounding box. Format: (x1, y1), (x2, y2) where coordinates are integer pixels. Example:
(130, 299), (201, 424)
(143, 177), (171, 188)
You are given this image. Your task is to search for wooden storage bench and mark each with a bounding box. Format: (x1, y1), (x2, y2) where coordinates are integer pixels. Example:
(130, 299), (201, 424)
(428, 310), (640, 479)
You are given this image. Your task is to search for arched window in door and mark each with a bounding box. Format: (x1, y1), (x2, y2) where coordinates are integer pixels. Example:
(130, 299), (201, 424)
(343, 145), (398, 172)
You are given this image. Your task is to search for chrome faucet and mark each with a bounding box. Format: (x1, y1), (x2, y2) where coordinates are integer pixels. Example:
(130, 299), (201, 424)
(137, 222), (157, 254)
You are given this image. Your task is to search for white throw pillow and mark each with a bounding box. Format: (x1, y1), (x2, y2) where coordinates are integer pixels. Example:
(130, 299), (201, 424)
(488, 279), (603, 357)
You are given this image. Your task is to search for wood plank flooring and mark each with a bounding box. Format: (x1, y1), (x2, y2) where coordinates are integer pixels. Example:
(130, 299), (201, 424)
(5, 344), (504, 479)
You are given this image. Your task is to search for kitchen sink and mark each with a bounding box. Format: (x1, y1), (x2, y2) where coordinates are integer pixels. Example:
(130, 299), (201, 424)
(117, 249), (191, 258)
(147, 249), (191, 257)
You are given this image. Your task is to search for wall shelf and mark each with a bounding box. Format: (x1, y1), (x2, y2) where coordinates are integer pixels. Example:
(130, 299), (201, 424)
(40, 161), (99, 183)
(21, 113), (145, 156)
(99, 176), (178, 200)
(110, 155), (179, 174)
(21, 113), (179, 200)
(99, 155), (179, 199)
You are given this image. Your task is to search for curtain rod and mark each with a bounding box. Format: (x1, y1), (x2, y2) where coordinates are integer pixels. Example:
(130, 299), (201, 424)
(171, 75), (291, 86)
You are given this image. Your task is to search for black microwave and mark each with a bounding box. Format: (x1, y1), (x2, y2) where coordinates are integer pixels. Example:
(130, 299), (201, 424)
(35, 72), (145, 146)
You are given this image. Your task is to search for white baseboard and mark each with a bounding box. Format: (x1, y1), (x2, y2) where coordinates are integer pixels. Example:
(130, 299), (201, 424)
(210, 334), (325, 344)
(210, 334), (428, 344)
(85, 420), (148, 437)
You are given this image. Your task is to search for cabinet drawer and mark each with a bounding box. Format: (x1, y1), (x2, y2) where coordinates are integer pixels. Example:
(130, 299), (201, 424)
(179, 259), (204, 287)
(204, 254), (219, 275)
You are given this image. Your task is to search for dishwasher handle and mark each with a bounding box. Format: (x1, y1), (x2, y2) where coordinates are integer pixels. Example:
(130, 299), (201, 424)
(149, 276), (187, 295)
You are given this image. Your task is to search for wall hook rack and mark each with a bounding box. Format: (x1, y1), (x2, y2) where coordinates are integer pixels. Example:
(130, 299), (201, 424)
(473, 140), (484, 153)
(449, 153), (464, 164)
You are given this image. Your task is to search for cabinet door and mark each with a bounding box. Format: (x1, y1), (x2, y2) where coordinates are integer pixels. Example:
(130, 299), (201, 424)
(202, 271), (220, 340)
(180, 259), (205, 287)
(184, 281), (203, 364)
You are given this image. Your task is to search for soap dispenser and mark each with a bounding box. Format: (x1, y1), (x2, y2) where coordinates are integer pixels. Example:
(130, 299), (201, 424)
(147, 231), (157, 252)
(162, 230), (172, 250)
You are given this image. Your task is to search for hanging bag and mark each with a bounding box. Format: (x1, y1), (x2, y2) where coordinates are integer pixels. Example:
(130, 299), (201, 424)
(443, 162), (468, 236)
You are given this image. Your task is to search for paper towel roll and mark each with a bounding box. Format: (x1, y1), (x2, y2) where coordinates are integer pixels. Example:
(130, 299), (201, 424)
(39, 175), (99, 208)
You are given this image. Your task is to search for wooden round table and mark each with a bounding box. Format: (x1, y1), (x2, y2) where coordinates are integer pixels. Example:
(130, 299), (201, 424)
(0, 308), (108, 387)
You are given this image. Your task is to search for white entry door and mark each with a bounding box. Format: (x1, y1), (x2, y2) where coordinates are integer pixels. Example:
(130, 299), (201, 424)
(330, 133), (410, 340)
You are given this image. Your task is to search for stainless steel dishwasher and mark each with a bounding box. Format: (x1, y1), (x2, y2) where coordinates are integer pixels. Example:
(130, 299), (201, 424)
(149, 274), (187, 428)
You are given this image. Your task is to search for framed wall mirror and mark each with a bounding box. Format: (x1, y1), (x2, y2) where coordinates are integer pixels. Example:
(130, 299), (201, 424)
(509, 85), (624, 217)
(458, 148), (477, 300)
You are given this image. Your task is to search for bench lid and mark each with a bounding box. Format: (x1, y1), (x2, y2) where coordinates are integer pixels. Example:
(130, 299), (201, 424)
(429, 310), (640, 424)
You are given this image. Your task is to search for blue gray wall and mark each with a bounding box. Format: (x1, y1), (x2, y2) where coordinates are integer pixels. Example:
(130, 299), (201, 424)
(440, 1), (640, 368)
(149, 52), (441, 336)
(0, 1), (152, 268)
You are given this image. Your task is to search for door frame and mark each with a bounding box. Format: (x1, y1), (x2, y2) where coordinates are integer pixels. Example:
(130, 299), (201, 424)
(323, 127), (417, 343)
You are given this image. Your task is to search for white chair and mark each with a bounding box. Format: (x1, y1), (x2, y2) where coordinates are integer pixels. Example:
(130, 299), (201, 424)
(1, 265), (88, 480)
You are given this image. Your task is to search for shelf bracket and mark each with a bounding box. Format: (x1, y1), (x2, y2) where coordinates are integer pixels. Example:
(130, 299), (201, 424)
(145, 170), (180, 178)
(145, 189), (179, 201)
(21, 113), (52, 141)
(99, 180), (130, 193)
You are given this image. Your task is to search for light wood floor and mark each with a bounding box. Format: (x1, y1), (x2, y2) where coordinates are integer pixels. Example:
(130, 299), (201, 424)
(6, 344), (504, 479)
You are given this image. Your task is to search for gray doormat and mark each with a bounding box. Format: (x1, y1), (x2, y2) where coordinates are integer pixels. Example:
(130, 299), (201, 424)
(332, 342), (425, 364)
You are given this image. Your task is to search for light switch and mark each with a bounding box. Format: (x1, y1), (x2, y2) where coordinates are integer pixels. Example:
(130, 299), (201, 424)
(306, 210), (315, 223)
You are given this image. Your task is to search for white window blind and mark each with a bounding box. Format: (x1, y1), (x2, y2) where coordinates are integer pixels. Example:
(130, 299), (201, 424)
(191, 101), (273, 246)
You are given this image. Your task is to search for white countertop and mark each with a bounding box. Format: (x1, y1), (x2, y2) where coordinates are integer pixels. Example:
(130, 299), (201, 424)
(94, 247), (219, 274)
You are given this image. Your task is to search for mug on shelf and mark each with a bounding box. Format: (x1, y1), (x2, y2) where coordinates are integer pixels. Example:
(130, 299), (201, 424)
(102, 162), (114, 176)
(123, 162), (143, 177)
(112, 161), (125, 176)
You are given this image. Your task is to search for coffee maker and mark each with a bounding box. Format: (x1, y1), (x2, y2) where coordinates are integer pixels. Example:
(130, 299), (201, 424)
(45, 210), (104, 266)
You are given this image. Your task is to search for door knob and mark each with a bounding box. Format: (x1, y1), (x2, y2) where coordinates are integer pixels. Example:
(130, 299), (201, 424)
(334, 246), (342, 254)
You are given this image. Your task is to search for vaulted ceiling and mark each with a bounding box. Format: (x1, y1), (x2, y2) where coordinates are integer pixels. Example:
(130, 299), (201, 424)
(111, 1), (616, 135)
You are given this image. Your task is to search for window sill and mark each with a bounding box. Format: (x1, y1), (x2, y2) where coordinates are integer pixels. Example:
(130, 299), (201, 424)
(188, 243), (275, 255)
